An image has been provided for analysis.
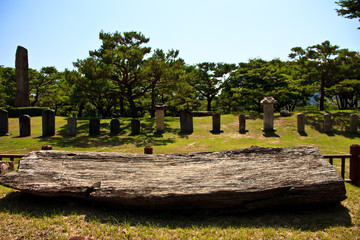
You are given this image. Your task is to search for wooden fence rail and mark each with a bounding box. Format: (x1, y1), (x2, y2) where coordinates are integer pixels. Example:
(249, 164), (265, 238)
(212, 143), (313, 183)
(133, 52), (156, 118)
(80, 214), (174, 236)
(323, 154), (351, 181)
(0, 154), (25, 161)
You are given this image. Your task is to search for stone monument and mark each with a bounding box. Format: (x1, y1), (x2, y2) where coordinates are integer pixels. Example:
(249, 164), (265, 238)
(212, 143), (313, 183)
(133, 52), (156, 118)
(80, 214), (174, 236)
(238, 114), (248, 133)
(110, 118), (120, 135)
(14, 46), (30, 107)
(261, 97), (277, 132)
(89, 119), (100, 136)
(42, 109), (55, 137)
(0, 109), (9, 136)
(67, 117), (77, 136)
(180, 111), (193, 133)
(19, 114), (31, 137)
(297, 113), (306, 132)
(324, 113), (332, 133)
(155, 104), (166, 134)
(350, 114), (358, 134)
(210, 113), (223, 133)
(131, 118), (140, 135)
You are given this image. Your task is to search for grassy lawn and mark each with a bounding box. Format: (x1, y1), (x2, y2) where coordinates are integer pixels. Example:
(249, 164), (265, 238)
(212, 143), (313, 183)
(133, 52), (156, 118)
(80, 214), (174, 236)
(0, 110), (359, 239)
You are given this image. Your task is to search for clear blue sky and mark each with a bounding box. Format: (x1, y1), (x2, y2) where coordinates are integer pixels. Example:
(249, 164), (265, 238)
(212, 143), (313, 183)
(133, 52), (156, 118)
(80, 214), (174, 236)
(1, 0), (359, 71)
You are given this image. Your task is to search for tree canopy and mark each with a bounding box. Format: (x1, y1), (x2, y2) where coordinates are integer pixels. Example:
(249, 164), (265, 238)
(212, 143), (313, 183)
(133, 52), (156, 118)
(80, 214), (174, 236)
(1, 32), (360, 116)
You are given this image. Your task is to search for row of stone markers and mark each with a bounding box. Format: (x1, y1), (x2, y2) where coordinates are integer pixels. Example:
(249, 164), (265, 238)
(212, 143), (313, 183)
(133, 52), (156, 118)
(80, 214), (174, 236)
(0, 109), (56, 137)
(0, 105), (359, 137)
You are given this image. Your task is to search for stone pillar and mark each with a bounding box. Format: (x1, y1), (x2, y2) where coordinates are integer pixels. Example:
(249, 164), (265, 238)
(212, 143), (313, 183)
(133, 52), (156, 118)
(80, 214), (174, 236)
(0, 109), (9, 136)
(19, 114), (31, 137)
(261, 97), (277, 132)
(42, 109), (55, 137)
(180, 111), (193, 133)
(238, 114), (248, 133)
(131, 118), (140, 135)
(110, 118), (120, 135)
(297, 113), (306, 132)
(89, 119), (100, 136)
(67, 117), (77, 136)
(324, 113), (332, 133)
(14, 46), (30, 107)
(350, 114), (358, 134)
(210, 113), (223, 133)
(155, 104), (166, 134)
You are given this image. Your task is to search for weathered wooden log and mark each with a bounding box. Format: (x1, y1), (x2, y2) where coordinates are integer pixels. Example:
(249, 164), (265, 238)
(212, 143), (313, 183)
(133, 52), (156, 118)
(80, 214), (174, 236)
(0, 146), (346, 210)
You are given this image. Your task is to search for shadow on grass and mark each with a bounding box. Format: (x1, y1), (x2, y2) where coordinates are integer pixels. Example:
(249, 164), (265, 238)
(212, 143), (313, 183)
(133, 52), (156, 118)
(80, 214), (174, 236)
(0, 191), (352, 231)
(305, 111), (359, 139)
(38, 118), (181, 149)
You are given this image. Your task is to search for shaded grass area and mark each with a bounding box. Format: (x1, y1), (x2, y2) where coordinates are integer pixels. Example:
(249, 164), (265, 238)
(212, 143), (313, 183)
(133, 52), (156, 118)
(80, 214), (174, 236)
(0, 183), (358, 239)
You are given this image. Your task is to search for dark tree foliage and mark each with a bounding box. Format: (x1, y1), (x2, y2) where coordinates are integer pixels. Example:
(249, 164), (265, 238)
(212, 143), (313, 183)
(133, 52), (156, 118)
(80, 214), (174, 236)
(90, 31), (153, 118)
(188, 62), (236, 111)
(336, 0), (360, 29)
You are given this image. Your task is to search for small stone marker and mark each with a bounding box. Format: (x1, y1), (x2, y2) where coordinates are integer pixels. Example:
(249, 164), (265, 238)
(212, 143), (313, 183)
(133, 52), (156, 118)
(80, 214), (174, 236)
(0, 109), (9, 136)
(41, 145), (52, 150)
(19, 114), (31, 137)
(144, 145), (153, 154)
(280, 109), (291, 117)
(324, 113), (332, 133)
(14, 46), (30, 107)
(67, 117), (77, 136)
(297, 113), (306, 132)
(180, 111), (193, 133)
(110, 118), (120, 135)
(89, 119), (100, 136)
(210, 113), (223, 133)
(155, 104), (166, 134)
(350, 114), (358, 134)
(131, 118), (140, 135)
(261, 96), (277, 132)
(238, 114), (248, 133)
(42, 109), (55, 137)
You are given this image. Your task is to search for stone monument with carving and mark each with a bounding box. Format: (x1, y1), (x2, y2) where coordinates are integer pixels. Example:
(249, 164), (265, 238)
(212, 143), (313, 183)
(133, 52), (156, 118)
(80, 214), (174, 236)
(14, 46), (30, 107)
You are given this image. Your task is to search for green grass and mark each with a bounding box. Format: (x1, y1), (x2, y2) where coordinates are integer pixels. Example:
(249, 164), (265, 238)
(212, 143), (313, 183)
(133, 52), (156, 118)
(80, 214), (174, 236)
(1, 110), (359, 155)
(0, 110), (359, 239)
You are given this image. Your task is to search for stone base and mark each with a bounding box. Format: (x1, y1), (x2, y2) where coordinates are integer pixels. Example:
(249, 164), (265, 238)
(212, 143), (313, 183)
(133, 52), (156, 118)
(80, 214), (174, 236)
(210, 129), (224, 134)
(262, 129), (276, 132)
(239, 130), (249, 134)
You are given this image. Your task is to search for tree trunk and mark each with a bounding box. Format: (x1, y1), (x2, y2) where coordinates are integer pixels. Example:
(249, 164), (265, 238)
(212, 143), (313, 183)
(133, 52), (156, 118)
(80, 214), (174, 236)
(150, 86), (155, 118)
(320, 78), (325, 111)
(128, 97), (137, 118)
(119, 96), (124, 116)
(206, 97), (212, 111)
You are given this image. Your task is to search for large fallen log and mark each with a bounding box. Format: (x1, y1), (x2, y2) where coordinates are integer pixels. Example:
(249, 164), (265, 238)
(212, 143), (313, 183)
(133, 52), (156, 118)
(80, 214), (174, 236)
(0, 146), (347, 210)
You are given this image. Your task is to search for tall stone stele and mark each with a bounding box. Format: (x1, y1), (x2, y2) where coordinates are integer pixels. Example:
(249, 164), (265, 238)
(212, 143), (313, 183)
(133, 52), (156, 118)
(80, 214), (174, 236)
(42, 109), (55, 137)
(0, 109), (9, 136)
(155, 104), (166, 134)
(14, 46), (30, 107)
(261, 96), (277, 132)
(180, 111), (193, 133)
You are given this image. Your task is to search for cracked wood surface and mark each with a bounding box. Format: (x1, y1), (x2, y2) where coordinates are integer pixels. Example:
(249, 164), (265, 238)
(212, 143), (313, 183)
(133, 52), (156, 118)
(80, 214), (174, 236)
(0, 146), (347, 210)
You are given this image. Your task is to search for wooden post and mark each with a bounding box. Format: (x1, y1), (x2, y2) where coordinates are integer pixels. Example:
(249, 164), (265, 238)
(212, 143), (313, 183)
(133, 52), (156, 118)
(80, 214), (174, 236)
(350, 144), (360, 186)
